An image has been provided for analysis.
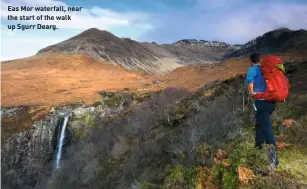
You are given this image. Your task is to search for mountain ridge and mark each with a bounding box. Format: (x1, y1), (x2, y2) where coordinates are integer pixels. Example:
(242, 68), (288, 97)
(173, 39), (242, 50)
(229, 28), (307, 57)
(37, 28), (241, 73)
(37, 27), (307, 74)
(37, 28), (170, 74)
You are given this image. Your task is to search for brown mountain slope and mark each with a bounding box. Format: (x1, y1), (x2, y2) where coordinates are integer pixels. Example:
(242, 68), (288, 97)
(36, 28), (241, 74)
(2, 49), (307, 107)
(1, 55), (246, 107)
(37, 29), (183, 74)
(144, 51), (307, 92)
(1, 53), (152, 107)
(37, 28), (307, 74)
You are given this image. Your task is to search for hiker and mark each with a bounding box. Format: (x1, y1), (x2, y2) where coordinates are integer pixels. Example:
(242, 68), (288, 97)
(246, 53), (284, 167)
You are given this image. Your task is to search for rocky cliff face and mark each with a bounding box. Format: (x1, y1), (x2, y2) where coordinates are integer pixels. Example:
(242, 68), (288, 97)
(164, 39), (242, 65)
(2, 112), (60, 189)
(1, 94), (129, 189)
(173, 39), (242, 51)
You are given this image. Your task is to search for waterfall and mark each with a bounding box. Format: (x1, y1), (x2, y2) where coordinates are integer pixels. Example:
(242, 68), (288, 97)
(55, 115), (69, 169)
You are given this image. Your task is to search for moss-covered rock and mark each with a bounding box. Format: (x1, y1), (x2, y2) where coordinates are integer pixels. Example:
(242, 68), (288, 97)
(84, 114), (96, 128)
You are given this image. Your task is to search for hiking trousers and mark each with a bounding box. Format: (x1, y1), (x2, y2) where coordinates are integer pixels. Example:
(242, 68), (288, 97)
(254, 100), (276, 148)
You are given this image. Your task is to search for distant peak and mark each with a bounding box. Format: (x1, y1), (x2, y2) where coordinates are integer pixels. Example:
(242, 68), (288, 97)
(174, 39), (227, 44)
(86, 28), (100, 32)
(264, 27), (293, 36)
(174, 39), (235, 48)
(121, 37), (132, 40)
(82, 28), (111, 34)
(72, 28), (116, 40)
(273, 27), (291, 32)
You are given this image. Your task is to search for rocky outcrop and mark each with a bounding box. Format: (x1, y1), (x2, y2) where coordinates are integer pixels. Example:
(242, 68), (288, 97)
(1, 113), (60, 189)
(1, 104), (77, 189)
(1, 106), (29, 118)
(173, 39), (242, 51)
(72, 106), (97, 119)
(1, 97), (129, 189)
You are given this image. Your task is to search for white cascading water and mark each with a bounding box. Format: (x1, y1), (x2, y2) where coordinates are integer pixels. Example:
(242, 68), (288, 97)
(55, 115), (69, 169)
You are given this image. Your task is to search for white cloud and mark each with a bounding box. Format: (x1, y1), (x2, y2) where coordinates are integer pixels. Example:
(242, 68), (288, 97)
(1, 27), (70, 61)
(1, 0), (152, 60)
(141, 1), (307, 44)
(1, 0), (307, 61)
(1, 0), (151, 30)
(215, 3), (307, 43)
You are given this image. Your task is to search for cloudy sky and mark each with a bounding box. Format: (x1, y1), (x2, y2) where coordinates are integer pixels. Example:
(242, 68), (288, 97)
(1, 0), (307, 61)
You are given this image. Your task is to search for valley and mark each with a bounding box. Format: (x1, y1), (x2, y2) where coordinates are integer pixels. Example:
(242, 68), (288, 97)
(1, 27), (307, 189)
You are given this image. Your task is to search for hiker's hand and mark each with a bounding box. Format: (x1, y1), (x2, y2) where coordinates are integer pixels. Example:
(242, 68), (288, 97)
(251, 93), (264, 99)
(249, 92), (257, 98)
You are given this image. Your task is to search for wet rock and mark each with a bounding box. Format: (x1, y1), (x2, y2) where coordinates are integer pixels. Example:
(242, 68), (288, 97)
(1, 113), (60, 189)
(63, 129), (73, 147)
(2, 100), (127, 188)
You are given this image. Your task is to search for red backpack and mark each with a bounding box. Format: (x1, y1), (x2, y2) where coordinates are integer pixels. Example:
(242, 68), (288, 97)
(253, 55), (290, 102)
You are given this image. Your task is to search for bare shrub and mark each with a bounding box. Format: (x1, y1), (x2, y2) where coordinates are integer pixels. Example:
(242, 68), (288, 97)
(43, 77), (252, 189)
(44, 87), (190, 188)
(167, 77), (247, 165)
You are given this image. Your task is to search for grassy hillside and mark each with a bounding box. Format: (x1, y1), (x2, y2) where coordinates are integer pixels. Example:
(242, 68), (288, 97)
(39, 60), (307, 189)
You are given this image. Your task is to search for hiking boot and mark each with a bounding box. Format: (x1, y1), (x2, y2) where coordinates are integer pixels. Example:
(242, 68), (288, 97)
(268, 146), (279, 167)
